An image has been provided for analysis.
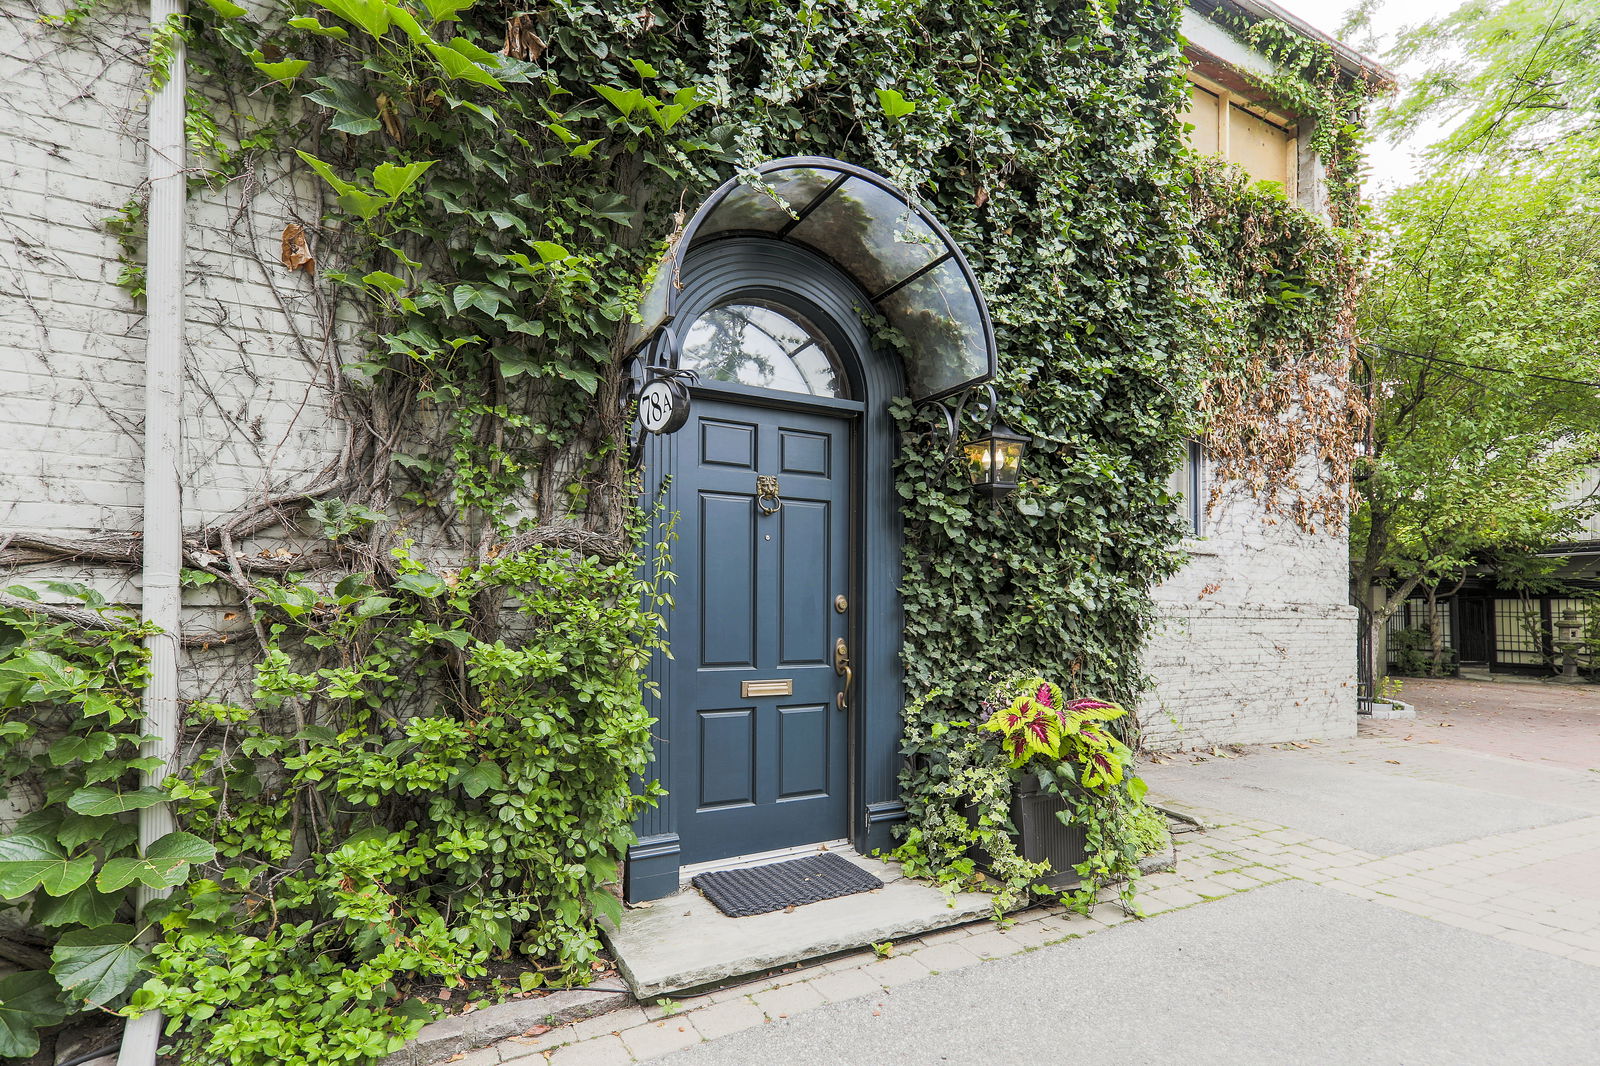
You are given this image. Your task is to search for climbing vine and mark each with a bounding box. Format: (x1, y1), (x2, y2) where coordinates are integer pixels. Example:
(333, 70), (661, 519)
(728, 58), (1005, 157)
(1186, 3), (1383, 531)
(0, 0), (1377, 1060)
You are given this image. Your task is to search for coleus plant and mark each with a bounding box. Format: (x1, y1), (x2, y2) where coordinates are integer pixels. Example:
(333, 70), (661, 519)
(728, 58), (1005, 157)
(980, 677), (1138, 793)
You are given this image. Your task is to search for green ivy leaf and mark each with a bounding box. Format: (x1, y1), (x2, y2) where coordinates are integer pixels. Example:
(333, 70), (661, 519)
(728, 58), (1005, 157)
(254, 59), (310, 86)
(96, 832), (215, 893)
(0, 971), (70, 1059)
(287, 15), (350, 38)
(310, 0), (391, 39)
(50, 924), (146, 1008)
(446, 36), (501, 67)
(372, 160), (436, 199)
(875, 87), (916, 121)
(558, 365), (601, 394)
(363, 271), (407, 294)
(0, 650), (79, 700)
(48, 731), (117, 766)
(456, 761), (503, 799)
(304, 77), (379, 133)
(592, 84), (643, 117)
(56, 813), (115, 851)
(394, 572), (448, 598)
(530, 240), (571, 263)
(649, 86), (705, 131)
(199, 0), (247, 16)
(294, 151), (386, 221)
(427, 42), (505, 91)
(0, 834), (95, 899)
(31, 883), (123, 929)
(588, 191), (634, 225)
(66, 785), (168, 818)
(419, 0), (473, 22)
(631, 58), (658, 78)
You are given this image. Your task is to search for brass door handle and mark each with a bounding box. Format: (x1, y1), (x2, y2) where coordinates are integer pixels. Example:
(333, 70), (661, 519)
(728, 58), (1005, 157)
(834, 637), (853, 711)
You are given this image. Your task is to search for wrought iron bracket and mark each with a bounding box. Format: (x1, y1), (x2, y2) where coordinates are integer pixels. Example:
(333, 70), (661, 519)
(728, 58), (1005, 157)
(913, 381), (999, 459)
(625, 336), (699, 471)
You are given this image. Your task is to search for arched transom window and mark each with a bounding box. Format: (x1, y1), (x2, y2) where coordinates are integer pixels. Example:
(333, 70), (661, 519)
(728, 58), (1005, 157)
(678, 301), (846, 398)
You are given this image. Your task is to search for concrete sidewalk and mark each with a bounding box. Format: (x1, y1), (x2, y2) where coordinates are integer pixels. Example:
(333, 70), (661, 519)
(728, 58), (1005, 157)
(648, 880), (1600, 1066)
(468, 693), (1600, 1065)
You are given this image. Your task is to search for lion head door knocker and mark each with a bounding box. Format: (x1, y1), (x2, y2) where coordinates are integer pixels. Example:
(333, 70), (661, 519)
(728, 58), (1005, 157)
(756, 475), (782, 516)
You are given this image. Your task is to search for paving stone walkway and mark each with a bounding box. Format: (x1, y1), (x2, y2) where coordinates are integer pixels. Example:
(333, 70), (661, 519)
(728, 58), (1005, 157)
(457, 680), (1600, 1066)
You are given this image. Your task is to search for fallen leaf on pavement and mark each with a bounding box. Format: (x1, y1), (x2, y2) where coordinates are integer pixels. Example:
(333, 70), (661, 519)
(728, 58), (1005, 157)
(1385, 759), (1401, 764)
(523, 1025), (552, 1037)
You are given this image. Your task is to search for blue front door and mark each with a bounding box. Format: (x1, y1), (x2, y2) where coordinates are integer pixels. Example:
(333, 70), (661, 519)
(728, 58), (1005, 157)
(665, 394), (853, 863)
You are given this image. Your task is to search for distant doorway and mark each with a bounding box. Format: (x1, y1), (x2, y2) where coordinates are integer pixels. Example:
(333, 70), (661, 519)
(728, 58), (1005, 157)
(1458, 596), (1491, 665)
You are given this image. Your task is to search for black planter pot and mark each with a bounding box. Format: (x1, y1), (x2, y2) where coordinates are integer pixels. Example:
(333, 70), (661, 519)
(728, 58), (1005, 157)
(963, 773), (1091, 890)
(1010, 773), (1090, 890)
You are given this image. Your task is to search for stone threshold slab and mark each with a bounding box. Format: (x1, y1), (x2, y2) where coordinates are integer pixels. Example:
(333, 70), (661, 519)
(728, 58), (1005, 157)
(378, 987), (631, 1066)
(601, 851), (998, 999)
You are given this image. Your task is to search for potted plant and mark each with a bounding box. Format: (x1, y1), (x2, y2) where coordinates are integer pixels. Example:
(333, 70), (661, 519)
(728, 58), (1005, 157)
(892, 678), (1166, 915)
(976, 678), (1157, 907)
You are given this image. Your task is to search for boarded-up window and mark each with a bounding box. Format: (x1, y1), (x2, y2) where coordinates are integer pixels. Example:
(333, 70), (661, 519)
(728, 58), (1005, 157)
(1181, 84), (1221, 155)
(1229, 105), (1291, 187)
(1180, 78), (1297, 195)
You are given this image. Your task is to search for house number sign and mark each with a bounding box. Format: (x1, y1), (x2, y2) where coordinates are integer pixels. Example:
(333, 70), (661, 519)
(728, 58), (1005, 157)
(638, 377), (691, 435)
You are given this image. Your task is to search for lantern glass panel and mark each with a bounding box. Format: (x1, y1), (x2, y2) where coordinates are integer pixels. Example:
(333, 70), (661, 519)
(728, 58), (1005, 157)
(997, 439), (1025, 481)
(963, 438), (997, 486)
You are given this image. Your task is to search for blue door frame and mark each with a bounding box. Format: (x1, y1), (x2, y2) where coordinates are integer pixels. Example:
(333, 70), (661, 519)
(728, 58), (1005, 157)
(627, 239), (907, 902)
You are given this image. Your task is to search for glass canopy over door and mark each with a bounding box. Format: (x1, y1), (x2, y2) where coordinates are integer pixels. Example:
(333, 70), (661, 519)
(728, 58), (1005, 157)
(626, 157), (997, 402)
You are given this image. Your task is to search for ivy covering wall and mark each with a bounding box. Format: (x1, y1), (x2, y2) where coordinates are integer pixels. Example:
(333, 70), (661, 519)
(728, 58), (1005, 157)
(0, 0), (1370, 1061)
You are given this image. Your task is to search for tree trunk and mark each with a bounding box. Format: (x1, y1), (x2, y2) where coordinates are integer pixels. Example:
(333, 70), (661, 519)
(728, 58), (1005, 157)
(1425, 585), (1445, 677)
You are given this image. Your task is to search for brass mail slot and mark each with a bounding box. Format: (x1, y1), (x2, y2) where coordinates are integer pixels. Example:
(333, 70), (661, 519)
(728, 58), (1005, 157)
(741, 678), (794, 698)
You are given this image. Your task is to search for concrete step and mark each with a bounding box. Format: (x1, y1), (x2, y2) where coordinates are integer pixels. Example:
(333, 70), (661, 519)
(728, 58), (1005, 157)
(600, 851), (996, 999)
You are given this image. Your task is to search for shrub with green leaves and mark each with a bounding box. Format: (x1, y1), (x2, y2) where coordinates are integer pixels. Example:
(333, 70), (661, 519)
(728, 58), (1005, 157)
(0, 586), (215, 1059)
(133, 543), (667, 1065)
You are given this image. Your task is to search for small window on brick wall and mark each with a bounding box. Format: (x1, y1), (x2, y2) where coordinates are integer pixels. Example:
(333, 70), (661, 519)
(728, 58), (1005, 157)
(1171, 440), (1205, 537)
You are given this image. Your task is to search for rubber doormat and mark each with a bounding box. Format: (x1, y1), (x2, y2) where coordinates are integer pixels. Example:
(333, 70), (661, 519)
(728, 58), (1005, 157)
(692, 853), (884, 918)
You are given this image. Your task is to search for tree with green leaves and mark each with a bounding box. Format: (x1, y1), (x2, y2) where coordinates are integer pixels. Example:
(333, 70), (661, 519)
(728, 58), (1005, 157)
(1381, 0), (1600, 163)
(1354, 162), (1600, 675)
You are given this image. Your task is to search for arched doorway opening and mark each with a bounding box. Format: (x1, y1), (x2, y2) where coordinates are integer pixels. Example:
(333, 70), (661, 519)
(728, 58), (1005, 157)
(625, 160), (997, 902)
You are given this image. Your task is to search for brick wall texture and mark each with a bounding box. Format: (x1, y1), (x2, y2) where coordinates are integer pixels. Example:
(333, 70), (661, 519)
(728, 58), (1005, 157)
(1143, 484), (1358, 750)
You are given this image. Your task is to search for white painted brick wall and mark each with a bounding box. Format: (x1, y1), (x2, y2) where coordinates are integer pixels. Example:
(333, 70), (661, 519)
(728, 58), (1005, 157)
(1142, 477), (1358, 749)
(1, 1), (341, 543)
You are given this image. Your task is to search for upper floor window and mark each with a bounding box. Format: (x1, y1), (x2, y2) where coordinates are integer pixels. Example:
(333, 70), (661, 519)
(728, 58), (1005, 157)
(1171, 440), (1206, 537)
(1180, 77), (1298, 194)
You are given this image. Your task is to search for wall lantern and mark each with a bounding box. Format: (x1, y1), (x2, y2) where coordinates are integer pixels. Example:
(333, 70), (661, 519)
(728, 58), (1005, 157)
(964, 418), (1031, 497)
(917, 383), (1031, 499)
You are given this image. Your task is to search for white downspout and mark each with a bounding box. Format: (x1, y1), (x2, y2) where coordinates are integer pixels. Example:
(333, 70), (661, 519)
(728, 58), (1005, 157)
(118, 0), (185, 1062)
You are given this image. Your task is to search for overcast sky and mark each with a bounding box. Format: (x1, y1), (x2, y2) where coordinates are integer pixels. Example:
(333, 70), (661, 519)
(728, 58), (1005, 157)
(1270, 0), (1468, 194)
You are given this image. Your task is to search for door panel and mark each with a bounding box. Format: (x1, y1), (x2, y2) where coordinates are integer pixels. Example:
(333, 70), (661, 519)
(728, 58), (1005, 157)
(778, 499), (831, 665)
(698, 492), (757, 667)
(667, 396), (852, 863)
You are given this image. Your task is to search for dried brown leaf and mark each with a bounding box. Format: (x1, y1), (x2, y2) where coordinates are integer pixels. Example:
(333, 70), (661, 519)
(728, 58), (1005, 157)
(280, 222), (315, 275)
(375, 93), (405, 142)
(503, 14), (545, 61)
